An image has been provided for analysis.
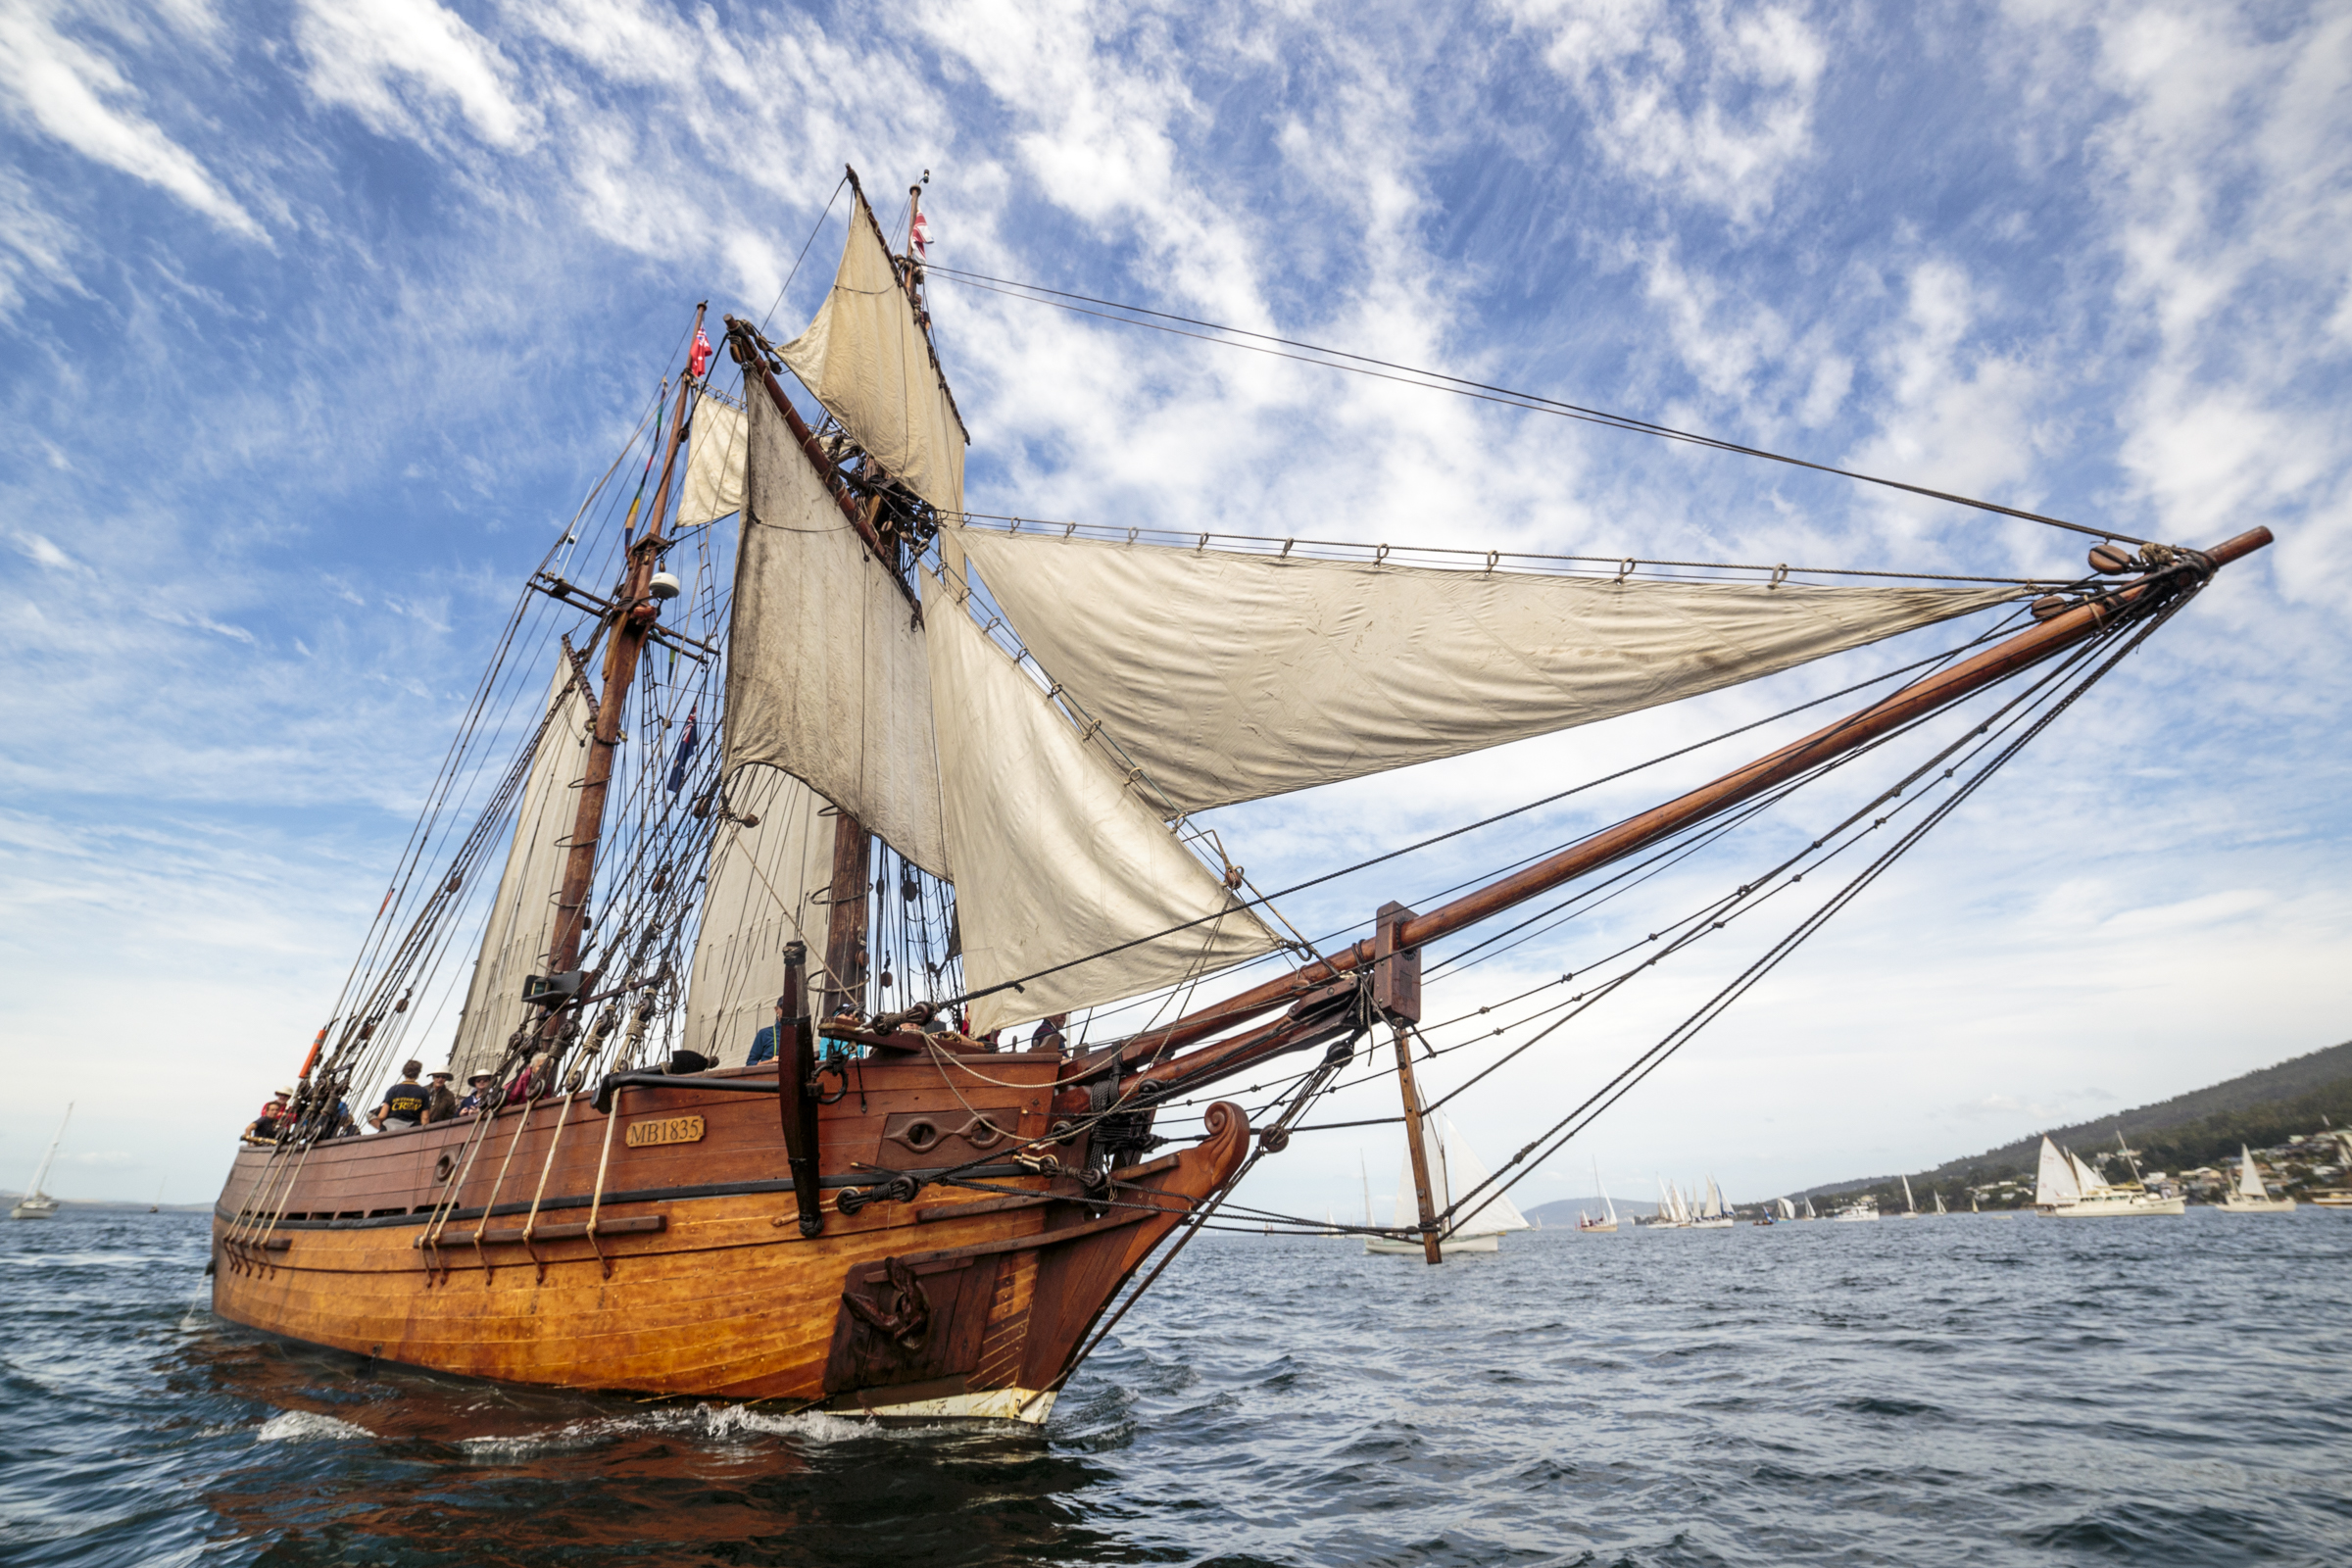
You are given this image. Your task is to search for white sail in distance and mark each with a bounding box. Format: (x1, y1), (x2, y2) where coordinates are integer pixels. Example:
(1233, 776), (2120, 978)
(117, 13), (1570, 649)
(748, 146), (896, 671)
(2035, 1137), (2082, 1206)
(450, 662), (594, 1081)
(778, 187), (968, 518)
(2236, 1146), (2269, 1200)
(2069, 1150), (2107, 1196)
(1442, 1118), (1531, 1239)
(956, 528), (2030, 819)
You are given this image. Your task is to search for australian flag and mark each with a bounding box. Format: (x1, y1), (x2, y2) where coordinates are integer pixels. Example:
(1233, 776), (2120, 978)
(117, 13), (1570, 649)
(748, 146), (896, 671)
(666, 708), (700, 793)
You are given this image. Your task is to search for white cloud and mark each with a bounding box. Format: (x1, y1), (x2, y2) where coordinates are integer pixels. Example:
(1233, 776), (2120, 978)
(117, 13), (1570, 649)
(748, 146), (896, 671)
(1504, 0), (1827, 223)
(0, 0), (262, 237)
(10, 530), (78, 571)
(293, 0), (536, 152)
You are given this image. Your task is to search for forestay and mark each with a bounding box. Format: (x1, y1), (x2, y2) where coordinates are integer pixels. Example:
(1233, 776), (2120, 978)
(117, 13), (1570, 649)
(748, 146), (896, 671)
(681, 768), (833, 1066)
(450, 662), (594, 1082)
(723, 380), (953, 878)
(958, 529), (2028, 817)
(778, 189), (968, 518)
(919, 564), (1279, 1036)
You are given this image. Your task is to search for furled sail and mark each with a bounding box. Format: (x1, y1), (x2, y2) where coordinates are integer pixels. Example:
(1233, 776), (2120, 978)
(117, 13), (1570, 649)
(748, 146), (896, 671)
(724, 378), (953, 877)
(2034, 1136), (2081, 1206)
(681, 767), (833, 1066)
(778, 188), (968, 517)
(957, 529), (2029, 817)
(675, 397), (748, 531)
(449, 662), (594, 1081)
(918, 564), (1279, 1036)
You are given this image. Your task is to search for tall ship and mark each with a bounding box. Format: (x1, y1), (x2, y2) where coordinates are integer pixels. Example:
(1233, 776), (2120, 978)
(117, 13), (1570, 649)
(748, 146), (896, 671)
(212, 168), (2268, 1420)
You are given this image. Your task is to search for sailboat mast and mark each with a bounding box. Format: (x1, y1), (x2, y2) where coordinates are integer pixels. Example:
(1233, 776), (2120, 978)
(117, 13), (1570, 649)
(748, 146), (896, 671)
(1391, 1023), (1443, 1265)
(545, 303), (706, 1006)
(1123, 527), (2273, 1090)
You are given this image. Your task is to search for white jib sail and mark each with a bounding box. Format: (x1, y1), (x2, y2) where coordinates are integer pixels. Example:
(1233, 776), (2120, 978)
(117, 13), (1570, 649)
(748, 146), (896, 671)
(1902, 1174), (1917, 1213)
(918, 564), (1279, 1036)
(681, 767), (834, 1066)
(2035, 1137), (2082, 1205)
(956, 528), (2029, 818)
(724, 380), (953, 878)
(675, 397), (748, 531)
(778, 189), (968, 518)
(449, 662), (594, 1081)
(2237, 1146), (2269, 1200)
(1443, 1117), (1531, 1238)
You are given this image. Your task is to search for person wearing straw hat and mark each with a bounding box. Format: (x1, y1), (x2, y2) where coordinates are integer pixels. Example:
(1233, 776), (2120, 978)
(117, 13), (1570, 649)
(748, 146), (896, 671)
(457, 1071), (496, 1117)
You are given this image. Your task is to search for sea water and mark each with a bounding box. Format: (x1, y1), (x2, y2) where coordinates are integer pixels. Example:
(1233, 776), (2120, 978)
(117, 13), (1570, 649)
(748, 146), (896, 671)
(3, 1206), (2346, 1565)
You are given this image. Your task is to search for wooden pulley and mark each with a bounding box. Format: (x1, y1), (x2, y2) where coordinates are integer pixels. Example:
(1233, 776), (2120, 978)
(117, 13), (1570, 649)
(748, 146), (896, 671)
(2031, 596), (2072, 621)
(2088, 543), (2136, 574)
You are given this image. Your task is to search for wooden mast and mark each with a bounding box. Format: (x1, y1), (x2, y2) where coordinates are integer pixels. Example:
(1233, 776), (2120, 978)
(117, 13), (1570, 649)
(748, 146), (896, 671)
(544, 302), (706, 1037)
(1120, 527), (2276, 1096)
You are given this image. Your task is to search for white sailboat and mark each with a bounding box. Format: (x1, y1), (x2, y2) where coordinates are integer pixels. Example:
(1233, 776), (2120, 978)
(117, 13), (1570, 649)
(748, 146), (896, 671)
(1933, 1190), (1947, 1216)
(1649, 1178), (1690, 1229)
(1832, 1194), (1880, 1221)
(11, 1104), (71, 1220)
(1898, 1174), (1919, 1217)
(2218, 1145), (2295, 1212)
(1366, 1110), (1533, 1255)
(1775, 1197), (1797, 1221)
(1802, 1197), (1818, 1221)
(2033, 1135), (2183, 1217)
(1578, 1158), (1619, 1232)
(1692, 1175), (1737, 1228)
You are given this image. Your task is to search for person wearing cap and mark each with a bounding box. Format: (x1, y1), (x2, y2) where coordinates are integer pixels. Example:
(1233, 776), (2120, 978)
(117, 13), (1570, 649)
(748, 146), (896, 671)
(423, 1069), (461, 1124)
(369, 1060), (431, 1131)
(243, 1087), (293, 1144)
(457, 1071), (496, 1117)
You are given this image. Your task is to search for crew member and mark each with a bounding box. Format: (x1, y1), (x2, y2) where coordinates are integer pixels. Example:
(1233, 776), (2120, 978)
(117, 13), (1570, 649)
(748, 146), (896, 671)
(1030, 1013), (1070, 1055)
(457, 1071), (496, 1116)
(369, 1060), (431, 1130)
(423, 1069), (461, 1124)
(243, 1087), (293, 1144)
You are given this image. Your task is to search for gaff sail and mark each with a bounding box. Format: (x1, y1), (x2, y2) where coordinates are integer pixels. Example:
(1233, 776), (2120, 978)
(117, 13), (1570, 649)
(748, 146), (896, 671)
(449, 662), (594, 1081)
(956, 527), (2029, 818)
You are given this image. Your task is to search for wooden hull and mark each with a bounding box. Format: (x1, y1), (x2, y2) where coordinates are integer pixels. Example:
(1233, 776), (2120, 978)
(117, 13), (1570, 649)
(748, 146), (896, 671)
(212, 1056), (1247, 1422)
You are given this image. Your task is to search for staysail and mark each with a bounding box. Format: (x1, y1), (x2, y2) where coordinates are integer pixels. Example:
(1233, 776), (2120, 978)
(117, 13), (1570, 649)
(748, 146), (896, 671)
(450, 662), (594, 1081)
(778, 188), (968, 517)
(2069, 1150), (2107, 1196)
(681, 768), (834, 1066)
(724, 379), (953, 878)
(2034, 1137), (2081, 1206)
(2236, 1146), (2269, 1200)
(956, 528), (2030, 817)
(918, 564), (1278, 1034)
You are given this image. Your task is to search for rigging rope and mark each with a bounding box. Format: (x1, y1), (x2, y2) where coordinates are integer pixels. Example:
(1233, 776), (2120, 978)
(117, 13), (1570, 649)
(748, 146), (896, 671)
(925, 264), (2154, 547)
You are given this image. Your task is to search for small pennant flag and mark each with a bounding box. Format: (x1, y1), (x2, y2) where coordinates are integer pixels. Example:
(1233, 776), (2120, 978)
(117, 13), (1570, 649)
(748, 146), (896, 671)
(909, 212), (932, 257)
(666, 708), (700, 793)
(689, 327), (713, 378)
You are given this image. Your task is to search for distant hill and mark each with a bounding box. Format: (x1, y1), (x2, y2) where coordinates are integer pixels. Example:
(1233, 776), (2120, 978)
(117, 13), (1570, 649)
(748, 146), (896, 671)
(1802, 1038), (2352, 1202)
(1526, 1196), (1659, 1225)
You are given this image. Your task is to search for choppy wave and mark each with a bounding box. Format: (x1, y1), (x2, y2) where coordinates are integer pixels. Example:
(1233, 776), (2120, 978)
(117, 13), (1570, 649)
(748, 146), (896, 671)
(4, 1207), (2349, 1566)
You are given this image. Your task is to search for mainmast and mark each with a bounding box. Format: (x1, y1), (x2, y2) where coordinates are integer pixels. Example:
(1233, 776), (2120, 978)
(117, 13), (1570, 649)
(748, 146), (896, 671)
(542, 302), (707, 1034)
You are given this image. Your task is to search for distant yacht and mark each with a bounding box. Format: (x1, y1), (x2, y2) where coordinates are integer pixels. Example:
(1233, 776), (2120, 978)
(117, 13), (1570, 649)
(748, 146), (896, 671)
(1898, 1174), (1920, 1218)
(1577, 1159), (1619, 1233)
(1774, 1197), (1797, 1221)
(1649, 1179), (1691, 1229)
(1366, 1111), (1532, 1256)
(1691, 1176), (1736, 1228)
(2218, 1145), (2295, 1212)
(1833, 1196), (1880, 1222)
(2034, 1135), (2184, 1217)
(1802, 1197), (1818, 1221)
(1933, 1189), (1947, 1216)
(10, 1104), (72, 1221)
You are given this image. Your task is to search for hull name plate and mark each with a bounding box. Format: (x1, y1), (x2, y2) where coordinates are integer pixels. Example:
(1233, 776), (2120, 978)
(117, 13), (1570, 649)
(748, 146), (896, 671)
(625, 1114), (707, 1149)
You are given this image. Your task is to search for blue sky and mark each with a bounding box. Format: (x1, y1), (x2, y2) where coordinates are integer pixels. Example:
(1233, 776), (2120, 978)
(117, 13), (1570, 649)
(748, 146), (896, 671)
(3, 0), (2348, 1215)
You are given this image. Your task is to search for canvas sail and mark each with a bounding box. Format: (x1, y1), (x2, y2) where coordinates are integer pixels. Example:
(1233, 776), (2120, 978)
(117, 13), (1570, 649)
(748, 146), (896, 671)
(676, 397), (748, 530)
(724, 378), (953, 878)
(2069, 1151), (2107, 1195)
(449, 662), (594, 1081)
(1444, 1118), (1531, 1238)
(681, 768), (833, 1066)
(1901, 1174), (1917, 1213)
(1701, 1177), (1726, 1218)
(2236, 1146), (2269, 1200)
(2035, 1137), (2081, 1206)
(956, 528), (2029, 817)
(778, 189), (967, 518)
(918, 564), (1278, 1035)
